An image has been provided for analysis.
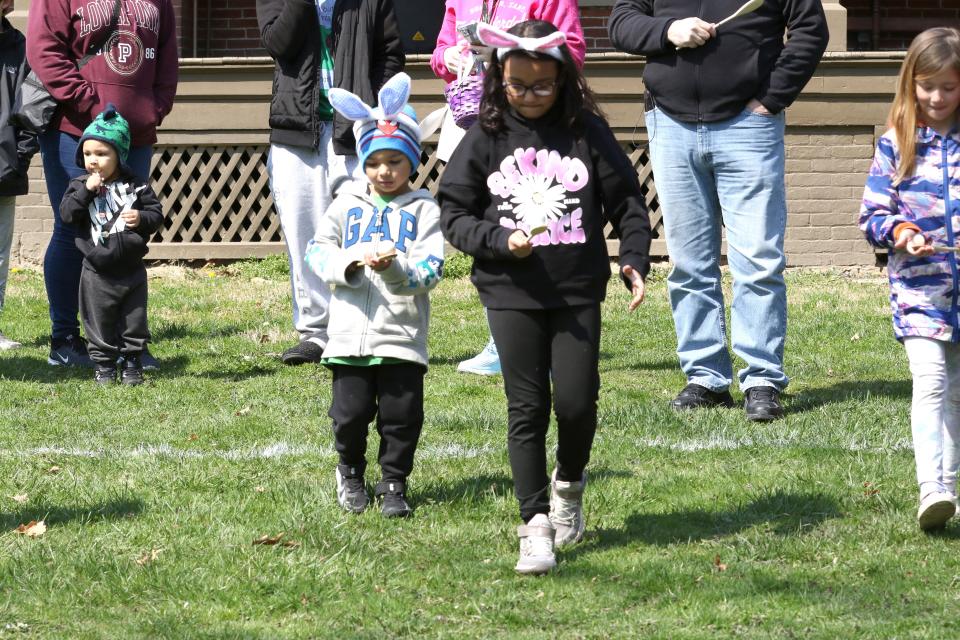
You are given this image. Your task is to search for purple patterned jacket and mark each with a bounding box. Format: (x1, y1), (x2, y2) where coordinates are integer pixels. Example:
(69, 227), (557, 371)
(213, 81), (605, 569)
(860, 125), (960, 341)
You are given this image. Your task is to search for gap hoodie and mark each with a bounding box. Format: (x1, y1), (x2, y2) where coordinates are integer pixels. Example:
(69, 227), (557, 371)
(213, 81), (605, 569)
(438, 108), (652, 310)
(27, 0), (178, 146)
(305, 180), (445, 366)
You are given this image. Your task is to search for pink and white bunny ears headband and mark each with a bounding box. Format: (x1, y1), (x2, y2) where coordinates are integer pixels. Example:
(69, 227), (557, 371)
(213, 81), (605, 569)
(477, 23), (568, 63)
(329, 73), (444, 170)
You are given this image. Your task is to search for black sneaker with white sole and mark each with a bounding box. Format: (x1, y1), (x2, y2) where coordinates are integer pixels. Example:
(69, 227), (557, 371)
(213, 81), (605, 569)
(336, 464), (369, 513)
(281, 340), (324, 365)
(375, 480), (412, 518)
(49, 335), (94, 368)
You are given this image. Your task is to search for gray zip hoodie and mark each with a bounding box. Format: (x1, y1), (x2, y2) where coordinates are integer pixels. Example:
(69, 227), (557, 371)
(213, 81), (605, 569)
(305, 180), (444, 366)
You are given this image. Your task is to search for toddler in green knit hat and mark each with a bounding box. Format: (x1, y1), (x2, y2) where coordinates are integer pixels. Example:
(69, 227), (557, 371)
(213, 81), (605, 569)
(59, 104), (165, 386)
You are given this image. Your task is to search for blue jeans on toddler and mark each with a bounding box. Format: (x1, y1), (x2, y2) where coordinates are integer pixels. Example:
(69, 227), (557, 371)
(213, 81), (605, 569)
(646, 106), (789, 392)
(39, 129), (152, 340)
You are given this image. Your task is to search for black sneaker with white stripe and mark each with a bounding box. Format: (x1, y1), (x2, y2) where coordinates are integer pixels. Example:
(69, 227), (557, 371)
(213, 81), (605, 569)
(375, 480), (412, 518)
(335, 464), (369, 514)
(48, 335), (94, 368)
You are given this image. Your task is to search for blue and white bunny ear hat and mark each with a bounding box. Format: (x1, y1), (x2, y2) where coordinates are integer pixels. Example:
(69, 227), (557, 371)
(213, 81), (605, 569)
(329, 72), (445, 171)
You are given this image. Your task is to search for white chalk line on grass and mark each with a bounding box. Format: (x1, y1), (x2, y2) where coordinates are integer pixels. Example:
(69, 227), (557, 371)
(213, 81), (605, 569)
(0, 436), (914, 461)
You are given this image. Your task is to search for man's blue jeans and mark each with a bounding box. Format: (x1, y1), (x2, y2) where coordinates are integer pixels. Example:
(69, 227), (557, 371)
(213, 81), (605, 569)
(39, 129), (152, 340)
(646, 107), (789, 392)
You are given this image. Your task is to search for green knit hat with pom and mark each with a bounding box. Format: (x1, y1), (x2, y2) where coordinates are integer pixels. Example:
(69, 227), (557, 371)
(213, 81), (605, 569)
(76, 103), (131, 168)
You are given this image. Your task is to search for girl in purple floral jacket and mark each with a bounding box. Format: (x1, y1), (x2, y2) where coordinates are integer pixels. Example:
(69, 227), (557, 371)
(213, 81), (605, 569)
(860, 27), (960, 531)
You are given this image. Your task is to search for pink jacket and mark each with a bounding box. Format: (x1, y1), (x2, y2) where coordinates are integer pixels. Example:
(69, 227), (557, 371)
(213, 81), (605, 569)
(430, 0), (586, 84)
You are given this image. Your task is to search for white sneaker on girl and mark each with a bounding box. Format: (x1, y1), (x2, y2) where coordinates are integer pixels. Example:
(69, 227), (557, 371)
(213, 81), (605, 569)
(515, 513), (556, 575)
(549, 469), (586, 546)
(917, 491), (956, 530)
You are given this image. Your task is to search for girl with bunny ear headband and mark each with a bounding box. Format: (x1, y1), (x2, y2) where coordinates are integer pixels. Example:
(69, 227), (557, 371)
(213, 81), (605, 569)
(476, 22), (568, 63)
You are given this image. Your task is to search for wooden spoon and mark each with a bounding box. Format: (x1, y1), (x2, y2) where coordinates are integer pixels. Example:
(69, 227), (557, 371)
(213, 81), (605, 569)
(716, 0), (764, 28)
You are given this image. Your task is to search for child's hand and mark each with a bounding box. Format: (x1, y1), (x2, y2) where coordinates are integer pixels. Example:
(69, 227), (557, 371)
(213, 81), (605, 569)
(86, 172), (102, 191)
(121, 209), (140, 229)
(508, 230), (533, 258)
(363, 250), (396, 272)
(622, 265), (646, 312)
(895, 228), (935, 257)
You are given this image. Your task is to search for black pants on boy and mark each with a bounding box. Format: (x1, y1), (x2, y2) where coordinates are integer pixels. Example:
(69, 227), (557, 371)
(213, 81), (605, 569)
(488, 304), (602, 523)
(78, 264), (149, 366)
(328, 363), (426, 483)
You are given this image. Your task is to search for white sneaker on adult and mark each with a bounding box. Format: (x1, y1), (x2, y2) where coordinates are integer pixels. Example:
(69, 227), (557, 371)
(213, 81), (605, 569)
(515, 513), (556, 575)
(456, 339), (501, 376)
(549, 469), (586, 547)
(0, 330), (21, 350)
(917, 491), (957, 531)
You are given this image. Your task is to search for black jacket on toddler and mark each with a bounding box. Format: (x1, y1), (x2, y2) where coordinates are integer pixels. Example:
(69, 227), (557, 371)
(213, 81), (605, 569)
(59, 169), (164, 275)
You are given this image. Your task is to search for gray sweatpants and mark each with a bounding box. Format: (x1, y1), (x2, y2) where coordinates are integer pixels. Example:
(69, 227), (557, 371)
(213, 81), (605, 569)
(0, 196), (16, 312)
(267, 126), (359, 347)
(79, 264), (149, 366)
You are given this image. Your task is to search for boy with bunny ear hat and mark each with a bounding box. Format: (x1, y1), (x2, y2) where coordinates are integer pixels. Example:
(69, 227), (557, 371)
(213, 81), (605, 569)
(305, 72), (445, 518)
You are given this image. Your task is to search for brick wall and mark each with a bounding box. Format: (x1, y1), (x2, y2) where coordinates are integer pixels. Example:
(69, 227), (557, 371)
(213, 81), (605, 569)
(841, 0), (960, 50)
(783, 130), (876, 266)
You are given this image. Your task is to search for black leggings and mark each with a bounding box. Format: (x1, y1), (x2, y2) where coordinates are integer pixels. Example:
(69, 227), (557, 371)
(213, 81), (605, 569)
(328, 363), (425, 483)
(488, 304), (601, 522)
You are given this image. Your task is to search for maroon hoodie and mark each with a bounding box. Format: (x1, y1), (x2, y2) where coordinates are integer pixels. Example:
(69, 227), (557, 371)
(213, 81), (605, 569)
(27, 0), (178, 146)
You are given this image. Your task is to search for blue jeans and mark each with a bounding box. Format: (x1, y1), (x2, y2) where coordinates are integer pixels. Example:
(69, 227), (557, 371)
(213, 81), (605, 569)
(646, 107), (788, 392)
(39, 129), (152, 340)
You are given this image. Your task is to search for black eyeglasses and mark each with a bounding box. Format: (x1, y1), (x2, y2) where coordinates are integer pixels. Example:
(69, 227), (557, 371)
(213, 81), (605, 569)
(502, 81), (559, 98)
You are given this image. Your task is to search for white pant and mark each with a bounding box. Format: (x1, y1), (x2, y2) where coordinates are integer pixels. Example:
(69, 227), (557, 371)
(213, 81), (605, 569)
(0, 196), (16, 312)
(904, 337), (960, 496)
(267, 128), (358, 345)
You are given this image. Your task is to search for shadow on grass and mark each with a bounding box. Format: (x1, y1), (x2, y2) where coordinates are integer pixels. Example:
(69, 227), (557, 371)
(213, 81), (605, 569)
(1, 497), (145, 529)
(572, 490), (841, 554)
(152, 322), (250, 341)
(789, 380), (912, 413)
(0, 356), (94, 382)
(416, 473), (514, 505)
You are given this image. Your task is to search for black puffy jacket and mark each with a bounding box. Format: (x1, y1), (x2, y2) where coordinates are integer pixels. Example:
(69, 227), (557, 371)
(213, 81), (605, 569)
(608, 0), (829, 123)
(0, 21), (38, 197)
(256, 0), (405, 154)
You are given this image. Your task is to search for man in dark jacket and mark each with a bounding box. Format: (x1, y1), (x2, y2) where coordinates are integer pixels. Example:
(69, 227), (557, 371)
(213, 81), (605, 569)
(256, 0), (405, 365)
(609, 0), (828, 421)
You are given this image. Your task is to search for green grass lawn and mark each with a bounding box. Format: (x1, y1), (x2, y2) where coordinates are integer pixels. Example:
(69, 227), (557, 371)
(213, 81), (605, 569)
(0, 258), (955, 639)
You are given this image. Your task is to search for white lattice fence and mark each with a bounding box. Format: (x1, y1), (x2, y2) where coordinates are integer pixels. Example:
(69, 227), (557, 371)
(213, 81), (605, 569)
(147, 140), (663, 260)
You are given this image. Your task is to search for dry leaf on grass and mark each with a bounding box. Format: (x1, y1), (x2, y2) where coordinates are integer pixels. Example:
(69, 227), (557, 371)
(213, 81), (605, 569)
(713, 555), (727, 572)
(187, 433), (199, 442)
(15, 520), (46, 537)
(252, 532), (300, 548)
(254, 486), (266, 493)
(136, 548), (163, 566)
(47, 465), (61, 475)
(11, 494), (27, 503)
(236, 406), (252, 416)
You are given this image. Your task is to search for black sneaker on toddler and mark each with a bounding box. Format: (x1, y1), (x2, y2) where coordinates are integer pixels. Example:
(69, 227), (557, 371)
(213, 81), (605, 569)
(336, 464), (369, 513)
(94, 365), (116, 385)
(375, 480), (412, 518)
(121, 354), (145, 386)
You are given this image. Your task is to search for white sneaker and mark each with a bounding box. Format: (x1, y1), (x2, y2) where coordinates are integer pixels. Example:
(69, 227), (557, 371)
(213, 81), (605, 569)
(0, 330), (21, 350)
(457, 339), (501, 376)
(917, 491), (956, 530)
(515, 513), (556, 575)
(549, 469), (586, 547)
